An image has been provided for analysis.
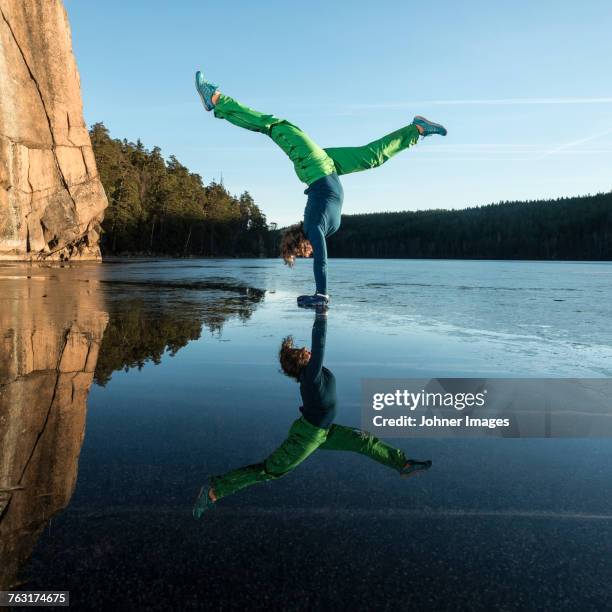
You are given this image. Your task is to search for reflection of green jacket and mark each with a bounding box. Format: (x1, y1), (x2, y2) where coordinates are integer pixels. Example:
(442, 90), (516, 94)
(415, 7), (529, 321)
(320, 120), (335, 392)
(212, 417), (407, 501)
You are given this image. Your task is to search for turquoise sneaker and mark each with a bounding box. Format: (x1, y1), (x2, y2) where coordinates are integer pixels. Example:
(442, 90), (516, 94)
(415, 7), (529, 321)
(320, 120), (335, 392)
(193, 480), (215, 519)
(195, 71), (218, 111)
(412, 116), (447, 137)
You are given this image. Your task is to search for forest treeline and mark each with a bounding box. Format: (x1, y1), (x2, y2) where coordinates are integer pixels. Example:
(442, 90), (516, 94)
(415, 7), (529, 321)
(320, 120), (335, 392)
(325, 191), (612, 260)
(94, 280), (265, 385)
(91, 123), (273, 257)
(91, 123), (611, 260)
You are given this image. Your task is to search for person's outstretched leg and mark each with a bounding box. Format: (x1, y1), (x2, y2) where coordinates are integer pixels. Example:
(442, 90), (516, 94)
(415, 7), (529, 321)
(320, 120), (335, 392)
(323, 116), (446, 176)
(319, 424), (432, 476)
(193, 416), (328, 518)
(196, 72), (335, 185)
(213, 95), (335, 185)
(192, 463), (270, 519)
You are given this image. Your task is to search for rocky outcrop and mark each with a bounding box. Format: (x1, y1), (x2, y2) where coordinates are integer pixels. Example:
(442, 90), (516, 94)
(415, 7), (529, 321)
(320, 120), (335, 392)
(0, 0), (107, 260)
(0, 266), (108, 588)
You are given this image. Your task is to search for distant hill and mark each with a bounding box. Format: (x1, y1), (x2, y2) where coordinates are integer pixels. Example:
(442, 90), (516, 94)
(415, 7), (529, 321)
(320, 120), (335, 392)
(324, 191), (612, 260)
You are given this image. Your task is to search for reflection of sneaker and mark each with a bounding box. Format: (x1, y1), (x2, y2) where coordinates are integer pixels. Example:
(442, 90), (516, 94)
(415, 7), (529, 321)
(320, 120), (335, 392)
(297, 293), (329, 309)
(193, 479), (215, 519)
(195, 71), (218, 111)
(400, 459), (432, 479)
(412, 116), (447, 137)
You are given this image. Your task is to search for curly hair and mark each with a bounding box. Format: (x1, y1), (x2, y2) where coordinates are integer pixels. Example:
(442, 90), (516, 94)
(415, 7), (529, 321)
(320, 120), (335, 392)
(278, 335), (310, 381)
(279, 222), (312, 267)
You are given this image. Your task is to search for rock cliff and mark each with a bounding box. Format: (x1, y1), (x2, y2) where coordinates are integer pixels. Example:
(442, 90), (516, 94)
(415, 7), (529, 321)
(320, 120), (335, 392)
(0, 0), (107, 260)
(0, 266), (108, 588)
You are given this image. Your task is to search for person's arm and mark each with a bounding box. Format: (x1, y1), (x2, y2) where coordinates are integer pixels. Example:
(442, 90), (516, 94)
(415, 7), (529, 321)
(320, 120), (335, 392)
(302, 316), (327, 383)
(305, 224), (328, 296)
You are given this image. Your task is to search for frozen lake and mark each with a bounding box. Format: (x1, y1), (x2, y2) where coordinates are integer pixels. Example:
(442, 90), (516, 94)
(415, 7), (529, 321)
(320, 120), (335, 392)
(1, 258), (611, 609)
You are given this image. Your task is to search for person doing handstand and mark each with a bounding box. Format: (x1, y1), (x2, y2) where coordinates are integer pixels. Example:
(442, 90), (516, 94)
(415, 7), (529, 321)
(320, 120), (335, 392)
(195, 71), (447, 308)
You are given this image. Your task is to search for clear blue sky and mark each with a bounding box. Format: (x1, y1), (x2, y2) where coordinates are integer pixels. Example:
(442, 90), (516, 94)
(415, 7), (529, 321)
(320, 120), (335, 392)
(65, 0), (612, 227)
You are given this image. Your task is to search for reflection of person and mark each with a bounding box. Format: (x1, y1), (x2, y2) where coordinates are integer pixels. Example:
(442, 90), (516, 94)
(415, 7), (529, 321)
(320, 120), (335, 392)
(195, 71), (447, 308)
(193, 315), (431, 518)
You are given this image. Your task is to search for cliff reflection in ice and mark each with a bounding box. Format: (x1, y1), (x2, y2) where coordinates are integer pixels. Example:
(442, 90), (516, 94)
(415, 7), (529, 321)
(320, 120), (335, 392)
(0, 264), (266, 588)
